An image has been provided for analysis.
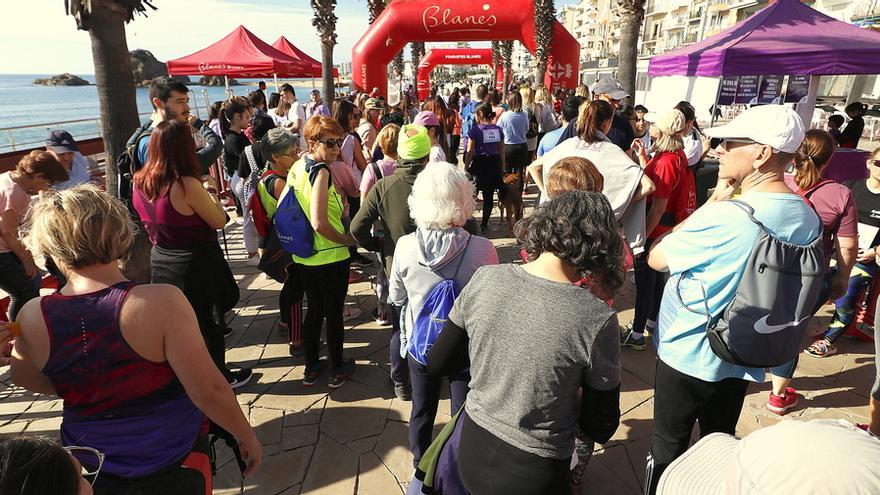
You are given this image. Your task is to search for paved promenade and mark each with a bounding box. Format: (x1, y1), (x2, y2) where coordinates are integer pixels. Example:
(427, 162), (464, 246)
(0, 196), (875, 494)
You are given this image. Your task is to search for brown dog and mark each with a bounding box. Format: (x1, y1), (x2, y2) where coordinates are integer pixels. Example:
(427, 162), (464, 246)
(498, 172), (524, 237)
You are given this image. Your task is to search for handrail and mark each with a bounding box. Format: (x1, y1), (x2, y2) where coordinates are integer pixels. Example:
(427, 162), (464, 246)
(0, 113), (149, 133)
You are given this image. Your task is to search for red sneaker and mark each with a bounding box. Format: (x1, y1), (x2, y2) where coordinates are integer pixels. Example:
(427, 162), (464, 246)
(766, 387), (798, 415)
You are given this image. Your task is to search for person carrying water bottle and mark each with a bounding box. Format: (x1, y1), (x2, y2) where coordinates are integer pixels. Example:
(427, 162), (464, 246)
(388, 163), (498, 468)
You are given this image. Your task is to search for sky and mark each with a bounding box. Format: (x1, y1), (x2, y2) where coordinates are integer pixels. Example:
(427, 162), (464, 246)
(4, 0), (580, 74)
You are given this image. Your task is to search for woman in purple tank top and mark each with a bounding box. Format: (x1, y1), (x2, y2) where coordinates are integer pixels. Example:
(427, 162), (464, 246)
(10, 185), (261, 493)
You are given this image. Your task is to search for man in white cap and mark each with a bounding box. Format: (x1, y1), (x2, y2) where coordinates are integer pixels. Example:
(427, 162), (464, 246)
(642, 105), (821, 494)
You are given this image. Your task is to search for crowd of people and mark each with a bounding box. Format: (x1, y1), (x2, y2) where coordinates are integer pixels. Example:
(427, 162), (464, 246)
(2, 73), (880, 495)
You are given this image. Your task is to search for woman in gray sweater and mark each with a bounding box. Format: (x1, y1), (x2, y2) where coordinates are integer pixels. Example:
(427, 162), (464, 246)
(389, 162), (498, 468)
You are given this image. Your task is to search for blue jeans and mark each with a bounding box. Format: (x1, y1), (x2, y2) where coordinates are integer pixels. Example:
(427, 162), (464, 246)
(0, 252), (38, 321)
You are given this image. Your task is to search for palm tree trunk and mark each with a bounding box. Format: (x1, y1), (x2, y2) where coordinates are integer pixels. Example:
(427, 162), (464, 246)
(85, 3), (150, 283)
(87, 4), (139, 197)
(617, 0), (646, 106)
(321, 42), (335, 102)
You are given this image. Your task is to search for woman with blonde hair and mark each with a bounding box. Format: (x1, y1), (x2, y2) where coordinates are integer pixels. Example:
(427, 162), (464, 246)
(623, 109), (696, 350)
(11, 185), (261, 492)
(520, 86), (540, 160)
(534, 85), (559, 148)
(389, 162), (498, 468)
(764, 129), (858, 415)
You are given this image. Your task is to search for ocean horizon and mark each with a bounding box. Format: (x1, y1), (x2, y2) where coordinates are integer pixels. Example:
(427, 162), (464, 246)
(0, 74), (325, 152)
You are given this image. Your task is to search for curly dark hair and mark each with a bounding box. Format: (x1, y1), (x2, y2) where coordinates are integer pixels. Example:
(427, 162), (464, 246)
(516, 191), (624, 296)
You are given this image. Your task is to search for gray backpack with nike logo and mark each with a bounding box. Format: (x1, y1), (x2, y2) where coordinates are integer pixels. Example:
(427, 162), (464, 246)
(700, 200), (825, 367)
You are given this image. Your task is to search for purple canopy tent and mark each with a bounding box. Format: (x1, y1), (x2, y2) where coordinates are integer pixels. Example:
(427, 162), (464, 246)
(648, 0), (880, 77)
(647, 0), (880, 125)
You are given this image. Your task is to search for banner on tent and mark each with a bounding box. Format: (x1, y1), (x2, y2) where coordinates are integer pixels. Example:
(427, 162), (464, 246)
(718, 76), (738, 105)
(784, 75), (811, 103)
(734, 75), (760, 104)
(758, 75), (784, 104)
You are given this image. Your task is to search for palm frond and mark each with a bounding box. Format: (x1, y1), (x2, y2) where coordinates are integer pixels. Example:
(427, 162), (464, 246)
(311, 0), (338, 46)
(65, 0), (155, 29)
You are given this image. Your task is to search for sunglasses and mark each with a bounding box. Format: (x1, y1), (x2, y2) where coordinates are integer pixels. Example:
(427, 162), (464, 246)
(319, 138), (344, 148)
(65, 446), (105, 486)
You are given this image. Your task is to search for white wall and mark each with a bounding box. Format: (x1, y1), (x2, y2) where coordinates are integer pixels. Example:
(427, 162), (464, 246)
(643, 75), (721, 123)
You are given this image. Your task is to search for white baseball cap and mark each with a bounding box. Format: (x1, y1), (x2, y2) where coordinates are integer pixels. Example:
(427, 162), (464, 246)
(657, 419), (880, 495)
(704, 105), (805, 154)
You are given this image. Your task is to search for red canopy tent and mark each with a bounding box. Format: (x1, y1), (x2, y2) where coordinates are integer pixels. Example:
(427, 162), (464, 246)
(166, 26), (310, 87)
(272, 36), (339, 78)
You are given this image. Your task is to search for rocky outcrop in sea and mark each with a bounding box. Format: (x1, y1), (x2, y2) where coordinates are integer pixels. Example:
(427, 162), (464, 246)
(199, 76), (240, 86)
(33, 73), (91, 86)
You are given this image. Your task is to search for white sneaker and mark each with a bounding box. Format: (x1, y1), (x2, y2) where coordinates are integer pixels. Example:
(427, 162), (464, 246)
(245, 255), (260, 266)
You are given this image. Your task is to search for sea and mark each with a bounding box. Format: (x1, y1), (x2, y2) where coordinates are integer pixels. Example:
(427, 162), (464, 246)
(0, 74), (320, 152)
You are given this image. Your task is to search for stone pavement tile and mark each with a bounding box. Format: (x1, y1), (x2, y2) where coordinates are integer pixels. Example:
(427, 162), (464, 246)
(278, 485), (302, 495)
(249, 377), (328, 413)
(280, 423), (320, 451)
(347, 434), (380, 454)
(0, 419), (28, 436)
(348, 362), (395, 394)
(358, 451), (404, 495)
(226, 343), (265, 367)
(240, 318), (277, 346)
(620, 349), (658, 389)
(23, 415), (62, 436)
(322, 381), (392, 444)
(608, 399), (654, 445)
(250, 407), (285, 445)
(285, 400), (326, 426)
(590, 444), (643, 494)
(344, 328), (394, 360)
(301, 434), (359, 495)
(214, 445), (311, 495)
(236, 363), (299, 406)
(387, 399), (412, 423)
(619, 369), (654, 416)
(374, 419), (413, 485)
(621, 434), (652, 491)
(579, 447), (641, 494)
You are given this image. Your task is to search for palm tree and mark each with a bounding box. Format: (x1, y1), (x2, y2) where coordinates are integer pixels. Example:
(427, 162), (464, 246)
(501, 41), (514, 97)
(411, 41), (425, 91)
(491, 41), (502, 91)
(533, 0), (556, 84)
(617, 0), (646, 105)
(65, 0), (153, 283)
(65, 0), (153, 198)
(366, 0), (385, 22)
(311, 0), (338, 102)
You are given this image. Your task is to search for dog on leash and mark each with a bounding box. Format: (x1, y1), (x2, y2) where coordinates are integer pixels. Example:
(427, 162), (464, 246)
(498, 172), (524, 237)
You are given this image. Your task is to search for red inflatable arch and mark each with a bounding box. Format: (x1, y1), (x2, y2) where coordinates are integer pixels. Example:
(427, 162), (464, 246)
(352, 0), (580, 98)
(416, 48), (502, 100)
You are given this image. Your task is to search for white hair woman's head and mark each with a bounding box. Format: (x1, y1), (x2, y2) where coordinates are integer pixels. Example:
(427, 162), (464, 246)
(408, 163), (475, 230)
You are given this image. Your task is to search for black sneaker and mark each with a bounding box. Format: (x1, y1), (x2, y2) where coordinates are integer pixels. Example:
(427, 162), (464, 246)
(288, 343), (303, 357)
(303, 360), (326, 387)
(328, 360), (355, 389)
(394, 382), (412, 401)
(227, 368), (253, 389)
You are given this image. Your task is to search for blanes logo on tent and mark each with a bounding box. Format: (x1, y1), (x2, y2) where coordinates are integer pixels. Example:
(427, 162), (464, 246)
(422, 4), (498, 35)
(198, 63), (246, 73)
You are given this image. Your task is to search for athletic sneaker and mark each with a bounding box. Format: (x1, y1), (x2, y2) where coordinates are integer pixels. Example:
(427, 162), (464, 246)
(245, 254), (260, 266)
(620, 328), (647, 351)
(394, 381), (412, 401)
(328, 360), (356, 389)
(227, 368), (253, 389)
(766, 387), (798, 415)
(288, 342), (303, 357)
(372, 307), (391, 326)
(303, 361), (326, 387)
(805, 338), (837, 358)
(277, 321), (289, 336)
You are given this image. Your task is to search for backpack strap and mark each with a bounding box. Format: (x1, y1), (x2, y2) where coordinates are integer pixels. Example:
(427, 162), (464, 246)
(726, 199), (767, 231)
(370, 161), (383, 180)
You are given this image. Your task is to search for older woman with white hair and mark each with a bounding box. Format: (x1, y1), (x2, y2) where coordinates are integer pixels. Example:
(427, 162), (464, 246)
(621, 108), (696, 350)
(389, 162), (498, 468)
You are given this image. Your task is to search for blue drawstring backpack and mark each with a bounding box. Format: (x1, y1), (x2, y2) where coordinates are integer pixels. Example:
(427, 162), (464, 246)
(409, 236), (471, 366)
(273, 181), (315, 259)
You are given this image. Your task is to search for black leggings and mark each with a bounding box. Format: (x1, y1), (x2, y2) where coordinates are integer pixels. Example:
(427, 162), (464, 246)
(479, 186), (497, 228)
(0, 252), (37, 321)
(299, 258), (351, 373)
(458, 414), (570, 495)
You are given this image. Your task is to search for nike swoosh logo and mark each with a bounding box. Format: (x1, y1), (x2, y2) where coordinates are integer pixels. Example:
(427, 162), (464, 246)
(754, 314), (811, 334)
